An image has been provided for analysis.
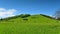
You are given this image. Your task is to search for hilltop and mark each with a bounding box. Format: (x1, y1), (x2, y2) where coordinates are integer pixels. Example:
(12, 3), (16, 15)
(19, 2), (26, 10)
(0, 14), (60, 34)
(0, 14), (57, 23)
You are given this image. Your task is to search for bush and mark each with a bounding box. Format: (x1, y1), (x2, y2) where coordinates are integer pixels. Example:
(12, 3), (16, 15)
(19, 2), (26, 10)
(23, 18), (28, 21)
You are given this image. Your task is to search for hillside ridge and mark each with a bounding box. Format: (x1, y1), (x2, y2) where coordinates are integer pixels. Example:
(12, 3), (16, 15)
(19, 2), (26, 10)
(0, 14), (54, 20)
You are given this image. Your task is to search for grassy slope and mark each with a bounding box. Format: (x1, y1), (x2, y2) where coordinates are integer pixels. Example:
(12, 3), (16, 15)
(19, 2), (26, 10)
(0, 14), (60, 34)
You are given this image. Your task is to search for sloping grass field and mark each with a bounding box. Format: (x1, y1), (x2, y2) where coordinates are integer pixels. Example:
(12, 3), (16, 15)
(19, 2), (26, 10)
(0, 14), (60, 34)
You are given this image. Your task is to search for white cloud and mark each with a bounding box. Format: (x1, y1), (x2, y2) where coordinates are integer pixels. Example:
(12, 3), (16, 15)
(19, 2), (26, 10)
(0, 8), (17, 18)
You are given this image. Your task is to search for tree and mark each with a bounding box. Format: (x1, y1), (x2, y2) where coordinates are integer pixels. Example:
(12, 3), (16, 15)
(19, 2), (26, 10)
(54, 10), (60, 20)
(20, 14), (31, 18)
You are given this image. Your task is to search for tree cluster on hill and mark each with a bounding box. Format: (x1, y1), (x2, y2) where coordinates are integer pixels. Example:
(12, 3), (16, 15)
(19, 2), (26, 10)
(0, 14), (31, 21)
(19, 14), (31, 18)
(40, 14), (53, 19)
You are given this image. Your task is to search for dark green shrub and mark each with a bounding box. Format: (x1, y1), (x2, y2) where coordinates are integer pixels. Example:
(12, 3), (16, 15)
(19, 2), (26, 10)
(0, 19), (3, 21)
(23, 18), (28, 21)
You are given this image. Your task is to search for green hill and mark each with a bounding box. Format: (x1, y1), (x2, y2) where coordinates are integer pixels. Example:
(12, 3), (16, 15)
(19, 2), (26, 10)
(0, 14), (60, 34)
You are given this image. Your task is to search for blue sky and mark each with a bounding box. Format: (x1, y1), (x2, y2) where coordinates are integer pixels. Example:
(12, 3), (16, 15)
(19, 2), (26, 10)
(0, 0), (60, 18)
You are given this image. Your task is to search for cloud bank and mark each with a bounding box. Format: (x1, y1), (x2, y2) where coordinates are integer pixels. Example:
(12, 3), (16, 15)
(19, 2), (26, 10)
(0, 8), (17, 18)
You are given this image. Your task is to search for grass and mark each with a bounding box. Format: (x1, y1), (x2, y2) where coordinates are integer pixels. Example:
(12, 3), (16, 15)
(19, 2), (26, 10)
(0, 14), (60, 34)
